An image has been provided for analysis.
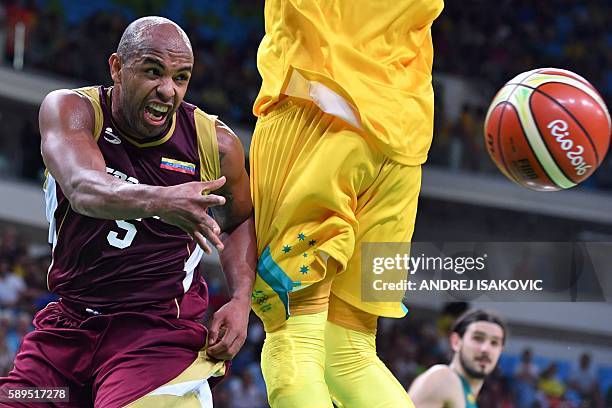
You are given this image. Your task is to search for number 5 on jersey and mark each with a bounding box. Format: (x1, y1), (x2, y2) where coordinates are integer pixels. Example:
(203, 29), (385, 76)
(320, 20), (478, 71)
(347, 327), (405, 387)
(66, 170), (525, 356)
(107, 220), (137, 249)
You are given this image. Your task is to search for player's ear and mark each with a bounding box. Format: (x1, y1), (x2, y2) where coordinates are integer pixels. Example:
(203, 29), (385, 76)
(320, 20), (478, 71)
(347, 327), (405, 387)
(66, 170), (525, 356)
(449, 332), (462, 353)
(109, 53), (122, 83)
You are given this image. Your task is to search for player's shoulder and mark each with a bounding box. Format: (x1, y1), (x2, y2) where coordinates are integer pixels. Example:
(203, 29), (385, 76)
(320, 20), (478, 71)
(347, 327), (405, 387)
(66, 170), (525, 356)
(40, 87), (101, 128)
(188, 102), (241, 154)
(42, 86), (102, 115)
(409, 365), (464, 407)
(421, 364), (460, 384)
(214, 120), (240, 152)
(43, 87), (90, 106)
(411, 365), (462, 395)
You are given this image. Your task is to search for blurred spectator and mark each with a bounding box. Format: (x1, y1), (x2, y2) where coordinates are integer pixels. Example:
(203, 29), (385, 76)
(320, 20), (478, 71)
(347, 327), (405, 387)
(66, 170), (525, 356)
(3, 0), (37, 64)
(0, 259), (25, 306)
(538, 363), (566, 407)
(4, 311), (30, 357)
(514, 348), (539, 407)
(568, 353), (602, 407)
(0, 326), (13, 375)
(228, 370), (267, 408)
(0, 3), (6, 64)
(449, 104), (481, 171)
(516, 348), (540, 384)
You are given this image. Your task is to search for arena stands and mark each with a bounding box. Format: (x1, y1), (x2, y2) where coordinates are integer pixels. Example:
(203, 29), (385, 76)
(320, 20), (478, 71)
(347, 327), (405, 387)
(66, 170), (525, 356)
(0, 0), (611, 189)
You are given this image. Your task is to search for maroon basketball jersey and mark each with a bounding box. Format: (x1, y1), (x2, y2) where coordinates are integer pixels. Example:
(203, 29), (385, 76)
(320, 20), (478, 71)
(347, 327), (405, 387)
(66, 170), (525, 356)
(43, 86), (220, 312)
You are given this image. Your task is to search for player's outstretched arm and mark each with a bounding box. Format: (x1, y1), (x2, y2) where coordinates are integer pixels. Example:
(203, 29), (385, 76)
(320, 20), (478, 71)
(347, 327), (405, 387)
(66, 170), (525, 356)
(39, 89), (226, 252)
(408, 365), (461, 408)
(207, 122), (256, 360)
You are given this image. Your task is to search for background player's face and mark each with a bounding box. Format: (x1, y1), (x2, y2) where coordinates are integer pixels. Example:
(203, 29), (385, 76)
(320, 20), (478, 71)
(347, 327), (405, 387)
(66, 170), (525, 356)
(110, 24), (193, 138)
(452, 321), (504, 379)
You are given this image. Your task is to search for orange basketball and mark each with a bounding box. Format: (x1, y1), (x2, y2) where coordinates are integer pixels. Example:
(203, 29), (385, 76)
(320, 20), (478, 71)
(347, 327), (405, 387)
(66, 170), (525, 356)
(484, 68), (611, 191)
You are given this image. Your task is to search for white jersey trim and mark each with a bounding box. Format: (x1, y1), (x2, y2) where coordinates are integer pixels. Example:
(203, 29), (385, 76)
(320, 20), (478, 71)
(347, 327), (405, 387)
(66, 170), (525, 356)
(148, 379), (213, 408)
(285, 69), (363, 130)
(44, 174), (58, 248)
(183, 244), (204, 293)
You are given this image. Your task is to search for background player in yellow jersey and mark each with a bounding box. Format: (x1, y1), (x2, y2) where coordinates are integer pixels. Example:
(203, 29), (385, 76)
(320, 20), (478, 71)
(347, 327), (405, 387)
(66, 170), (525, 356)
(408, 310), (507, 408)
(249, 1), (444, 407)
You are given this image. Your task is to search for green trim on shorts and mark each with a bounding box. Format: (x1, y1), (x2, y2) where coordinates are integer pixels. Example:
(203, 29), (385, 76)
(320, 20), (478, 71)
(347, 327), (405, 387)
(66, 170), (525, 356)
(258, 246), (295, 318)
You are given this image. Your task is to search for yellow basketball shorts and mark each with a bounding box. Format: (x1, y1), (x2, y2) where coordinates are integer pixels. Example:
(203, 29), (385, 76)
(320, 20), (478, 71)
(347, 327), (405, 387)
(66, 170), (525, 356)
(250, 97), (421, 331)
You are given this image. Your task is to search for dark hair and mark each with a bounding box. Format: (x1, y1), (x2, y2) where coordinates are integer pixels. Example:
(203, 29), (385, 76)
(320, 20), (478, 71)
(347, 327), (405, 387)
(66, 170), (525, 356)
(451, 309), (507, 344)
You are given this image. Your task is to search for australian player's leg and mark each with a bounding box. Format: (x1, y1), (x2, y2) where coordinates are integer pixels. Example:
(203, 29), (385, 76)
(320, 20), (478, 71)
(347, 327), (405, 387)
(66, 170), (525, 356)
(325, 160), (421, 408)
(251, 98), (385, 407)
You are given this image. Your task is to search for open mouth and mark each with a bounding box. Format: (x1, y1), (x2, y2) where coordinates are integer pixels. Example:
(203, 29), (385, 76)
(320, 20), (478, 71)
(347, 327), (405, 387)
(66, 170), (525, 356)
(144, 102), (170, 125)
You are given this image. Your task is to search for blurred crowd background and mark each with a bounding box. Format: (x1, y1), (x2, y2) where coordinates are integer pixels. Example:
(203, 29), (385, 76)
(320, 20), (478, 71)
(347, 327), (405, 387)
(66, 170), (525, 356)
(0, 0), (611, 188)
(1, 224), (611, 407)
(0, 1), (611, 407)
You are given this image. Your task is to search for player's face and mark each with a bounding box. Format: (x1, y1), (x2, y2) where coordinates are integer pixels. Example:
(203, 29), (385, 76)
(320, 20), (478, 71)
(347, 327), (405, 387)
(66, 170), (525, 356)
(111, 27), (193, 138)
(454, 322), (504, 379)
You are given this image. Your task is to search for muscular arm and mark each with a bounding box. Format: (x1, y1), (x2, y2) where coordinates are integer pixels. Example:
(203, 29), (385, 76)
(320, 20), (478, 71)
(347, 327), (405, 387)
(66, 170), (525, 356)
(212, 122), (255, 300)
(408, 365), (464, 408)
(207, 122), (256, 359)
(40, 89), (225, 251)
(40, 90), (162, 219)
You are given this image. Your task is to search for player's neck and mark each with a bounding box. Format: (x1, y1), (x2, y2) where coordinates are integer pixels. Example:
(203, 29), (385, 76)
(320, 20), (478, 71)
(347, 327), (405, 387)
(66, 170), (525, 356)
(449, 361), (485, 397)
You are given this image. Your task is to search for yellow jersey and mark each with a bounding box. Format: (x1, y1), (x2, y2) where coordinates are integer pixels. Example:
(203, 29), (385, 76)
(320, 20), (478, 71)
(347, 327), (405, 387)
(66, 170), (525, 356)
(254, 0), (444, 165)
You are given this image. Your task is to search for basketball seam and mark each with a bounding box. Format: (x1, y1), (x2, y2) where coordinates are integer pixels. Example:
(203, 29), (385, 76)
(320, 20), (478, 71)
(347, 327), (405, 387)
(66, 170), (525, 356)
(492, 69), (544, 186)
(526, 90), (579, 184)
(519, 82), (601, 166)
(507, 102), (562, 189)
(493, 101), (523, 185)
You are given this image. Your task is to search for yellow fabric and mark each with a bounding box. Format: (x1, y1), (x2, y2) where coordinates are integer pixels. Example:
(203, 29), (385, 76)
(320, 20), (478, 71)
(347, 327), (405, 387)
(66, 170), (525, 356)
(125, 394), (204, 408)
(124, 349), (225, 407)
(254, 0), (444, 165)
(330, 158), (421, 318)
(261, 311), (333, 408)
(328, 293), (377, 335)
(325, 321), (415, 408)
(74, 86), (104, 141)
(289, 257), (337, 316)
(194, 108), (221, 182)
(250, 98), (421, 331)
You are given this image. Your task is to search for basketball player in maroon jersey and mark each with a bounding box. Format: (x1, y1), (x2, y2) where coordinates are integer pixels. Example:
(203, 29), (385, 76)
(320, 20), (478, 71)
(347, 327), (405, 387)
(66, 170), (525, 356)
(0, 17), (255, 407)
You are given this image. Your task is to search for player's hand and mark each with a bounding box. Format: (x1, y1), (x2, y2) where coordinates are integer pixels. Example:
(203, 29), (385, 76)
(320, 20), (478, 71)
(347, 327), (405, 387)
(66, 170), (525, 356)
(206, 297), (250, 360)
(158, 177), (227, 253)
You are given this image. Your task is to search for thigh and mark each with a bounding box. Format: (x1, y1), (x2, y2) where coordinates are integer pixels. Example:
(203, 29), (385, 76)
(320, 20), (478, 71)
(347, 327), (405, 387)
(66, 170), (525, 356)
(250, 98), (384, 331)
(250, 98), (382, 261)
(331, 163), (422, 317)
(93, 313), (225, 408)
(0, 302), (95, 408)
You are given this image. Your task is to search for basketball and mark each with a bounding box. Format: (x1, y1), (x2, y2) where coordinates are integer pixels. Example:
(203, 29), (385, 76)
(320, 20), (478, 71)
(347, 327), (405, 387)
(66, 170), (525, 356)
(484, 68), (611, 191)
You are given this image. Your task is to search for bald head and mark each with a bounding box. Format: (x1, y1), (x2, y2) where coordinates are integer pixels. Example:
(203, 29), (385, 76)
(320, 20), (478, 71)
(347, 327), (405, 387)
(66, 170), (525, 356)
(117, 16), (192, 63)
